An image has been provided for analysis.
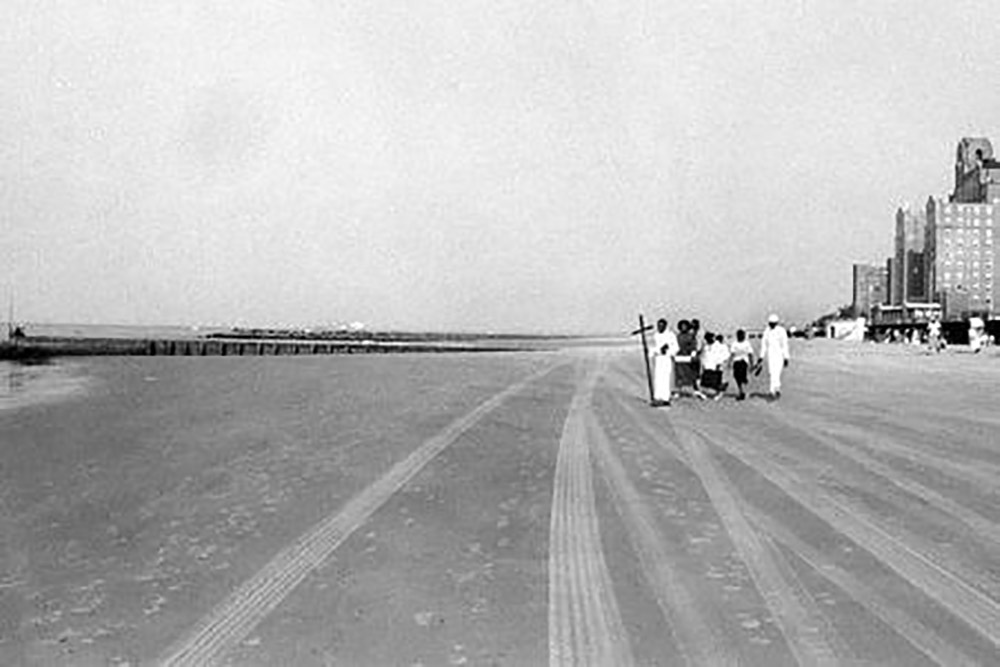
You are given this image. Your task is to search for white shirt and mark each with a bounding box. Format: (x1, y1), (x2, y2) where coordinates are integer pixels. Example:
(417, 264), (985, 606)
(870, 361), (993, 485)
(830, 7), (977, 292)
(730, 339), (754, 363)
(652, 329), (679, 358)
(702, 341), (731, 370)
(760, 325), (790, 362)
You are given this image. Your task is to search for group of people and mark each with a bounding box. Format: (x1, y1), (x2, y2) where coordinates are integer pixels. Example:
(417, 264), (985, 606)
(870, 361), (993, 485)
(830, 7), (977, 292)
(649, 314), (791, 407)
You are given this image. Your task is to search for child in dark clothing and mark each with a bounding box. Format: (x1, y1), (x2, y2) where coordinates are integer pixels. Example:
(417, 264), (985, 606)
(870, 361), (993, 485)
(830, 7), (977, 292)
(674, 320), (707, 400)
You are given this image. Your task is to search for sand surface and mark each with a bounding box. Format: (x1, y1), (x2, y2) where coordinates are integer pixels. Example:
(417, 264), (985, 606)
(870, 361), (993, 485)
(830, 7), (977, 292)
(1, 341), (998, 665)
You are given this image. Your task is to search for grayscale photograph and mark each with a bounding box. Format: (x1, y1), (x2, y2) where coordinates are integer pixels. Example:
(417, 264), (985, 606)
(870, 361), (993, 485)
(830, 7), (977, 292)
(2, 1), (999, 664)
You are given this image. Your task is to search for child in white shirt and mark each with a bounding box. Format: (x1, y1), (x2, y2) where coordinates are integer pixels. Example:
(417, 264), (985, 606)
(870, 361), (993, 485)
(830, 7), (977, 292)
(729, 329), (755, 401)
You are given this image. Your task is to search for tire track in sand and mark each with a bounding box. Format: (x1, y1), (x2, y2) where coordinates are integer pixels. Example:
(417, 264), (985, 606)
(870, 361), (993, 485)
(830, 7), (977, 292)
(673, 426), (842, 666)
(745, 504), (982, 666)
(765, 406), (1000, 521)
(606, 353), (999, 660)
(747, 406), (1000, 560)
(548, 359), (633, 667)
(601, 373), (843, 665)
(688, 421), (1000, 652)
(160, 363), (561, 667)
(586, 410), (732, 666)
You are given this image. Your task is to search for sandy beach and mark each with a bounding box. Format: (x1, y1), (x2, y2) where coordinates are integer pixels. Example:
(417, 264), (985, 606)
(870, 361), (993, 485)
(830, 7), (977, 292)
(1, 340), (998, 665)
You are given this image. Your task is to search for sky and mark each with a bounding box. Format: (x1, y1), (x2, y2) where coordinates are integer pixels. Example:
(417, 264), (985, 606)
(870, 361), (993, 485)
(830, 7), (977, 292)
(3, 0), (1000, 334)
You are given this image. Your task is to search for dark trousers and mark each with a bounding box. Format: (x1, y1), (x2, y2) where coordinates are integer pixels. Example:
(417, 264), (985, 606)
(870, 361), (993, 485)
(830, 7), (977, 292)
(733, 360), (749, 385)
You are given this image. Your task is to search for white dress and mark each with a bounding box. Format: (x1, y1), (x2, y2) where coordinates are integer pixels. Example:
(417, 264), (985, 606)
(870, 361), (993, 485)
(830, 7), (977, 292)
(651, 329), (678, 402)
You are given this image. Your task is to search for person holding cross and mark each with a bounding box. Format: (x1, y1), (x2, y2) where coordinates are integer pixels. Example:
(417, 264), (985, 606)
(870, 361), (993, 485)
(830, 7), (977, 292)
(650, 318), (678, 406)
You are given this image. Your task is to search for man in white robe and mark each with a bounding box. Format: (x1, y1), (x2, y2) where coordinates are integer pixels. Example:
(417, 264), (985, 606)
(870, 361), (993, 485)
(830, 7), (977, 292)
(759, 313), (790, 398)
(651, 318), (678, 406)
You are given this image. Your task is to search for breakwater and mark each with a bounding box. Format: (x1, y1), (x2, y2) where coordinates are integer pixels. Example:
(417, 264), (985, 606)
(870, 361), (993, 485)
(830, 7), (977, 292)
(1, 336), (519, 359)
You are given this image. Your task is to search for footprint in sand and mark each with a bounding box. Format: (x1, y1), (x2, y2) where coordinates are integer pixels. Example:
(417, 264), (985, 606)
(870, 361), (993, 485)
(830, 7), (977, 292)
(449, 644), (468, 665)
(413, 611), (436, 627)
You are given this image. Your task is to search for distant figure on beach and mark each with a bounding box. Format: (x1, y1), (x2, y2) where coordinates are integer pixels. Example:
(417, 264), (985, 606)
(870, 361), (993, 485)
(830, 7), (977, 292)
(968, 317), (985, 353)
(927, 316), (942, 354)
(759, 313), (790, 399)
(730, 329), (755, 401)
(650, 318), (678, 407)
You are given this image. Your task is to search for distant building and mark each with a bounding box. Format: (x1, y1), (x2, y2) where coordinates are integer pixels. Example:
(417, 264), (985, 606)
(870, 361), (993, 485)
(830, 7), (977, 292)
(852, 263), (888, 318)
(893, 206), (926, 304)
(872, 302), (942, 326)
(924, 137), (1000, 320)
(952, 137), (1000, 204)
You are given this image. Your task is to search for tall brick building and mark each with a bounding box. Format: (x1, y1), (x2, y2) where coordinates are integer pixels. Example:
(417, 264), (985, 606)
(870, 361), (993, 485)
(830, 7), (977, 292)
(924, 137), (1000, 319)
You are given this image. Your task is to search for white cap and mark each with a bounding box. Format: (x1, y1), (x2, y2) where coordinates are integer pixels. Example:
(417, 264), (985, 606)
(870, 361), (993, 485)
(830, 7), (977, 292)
(768, 313), (780, 323)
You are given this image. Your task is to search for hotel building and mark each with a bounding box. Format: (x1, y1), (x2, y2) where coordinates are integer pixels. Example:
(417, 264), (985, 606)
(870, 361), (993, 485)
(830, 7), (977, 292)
(924, 138), (1000, 320)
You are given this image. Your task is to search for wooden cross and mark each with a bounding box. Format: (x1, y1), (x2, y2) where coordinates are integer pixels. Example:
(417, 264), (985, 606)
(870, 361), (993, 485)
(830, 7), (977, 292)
(630, 314), (655, 405)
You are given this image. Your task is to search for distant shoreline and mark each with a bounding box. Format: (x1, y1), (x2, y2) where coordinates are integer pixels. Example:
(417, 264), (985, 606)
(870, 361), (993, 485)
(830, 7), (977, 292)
(0, 336), (525, 359)
(206, 328), (589, 342)
(0, 329), (626, 360)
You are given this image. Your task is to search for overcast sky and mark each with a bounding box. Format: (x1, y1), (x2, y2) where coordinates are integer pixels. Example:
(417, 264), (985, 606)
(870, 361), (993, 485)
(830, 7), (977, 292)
(2, 0), (999, 333)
